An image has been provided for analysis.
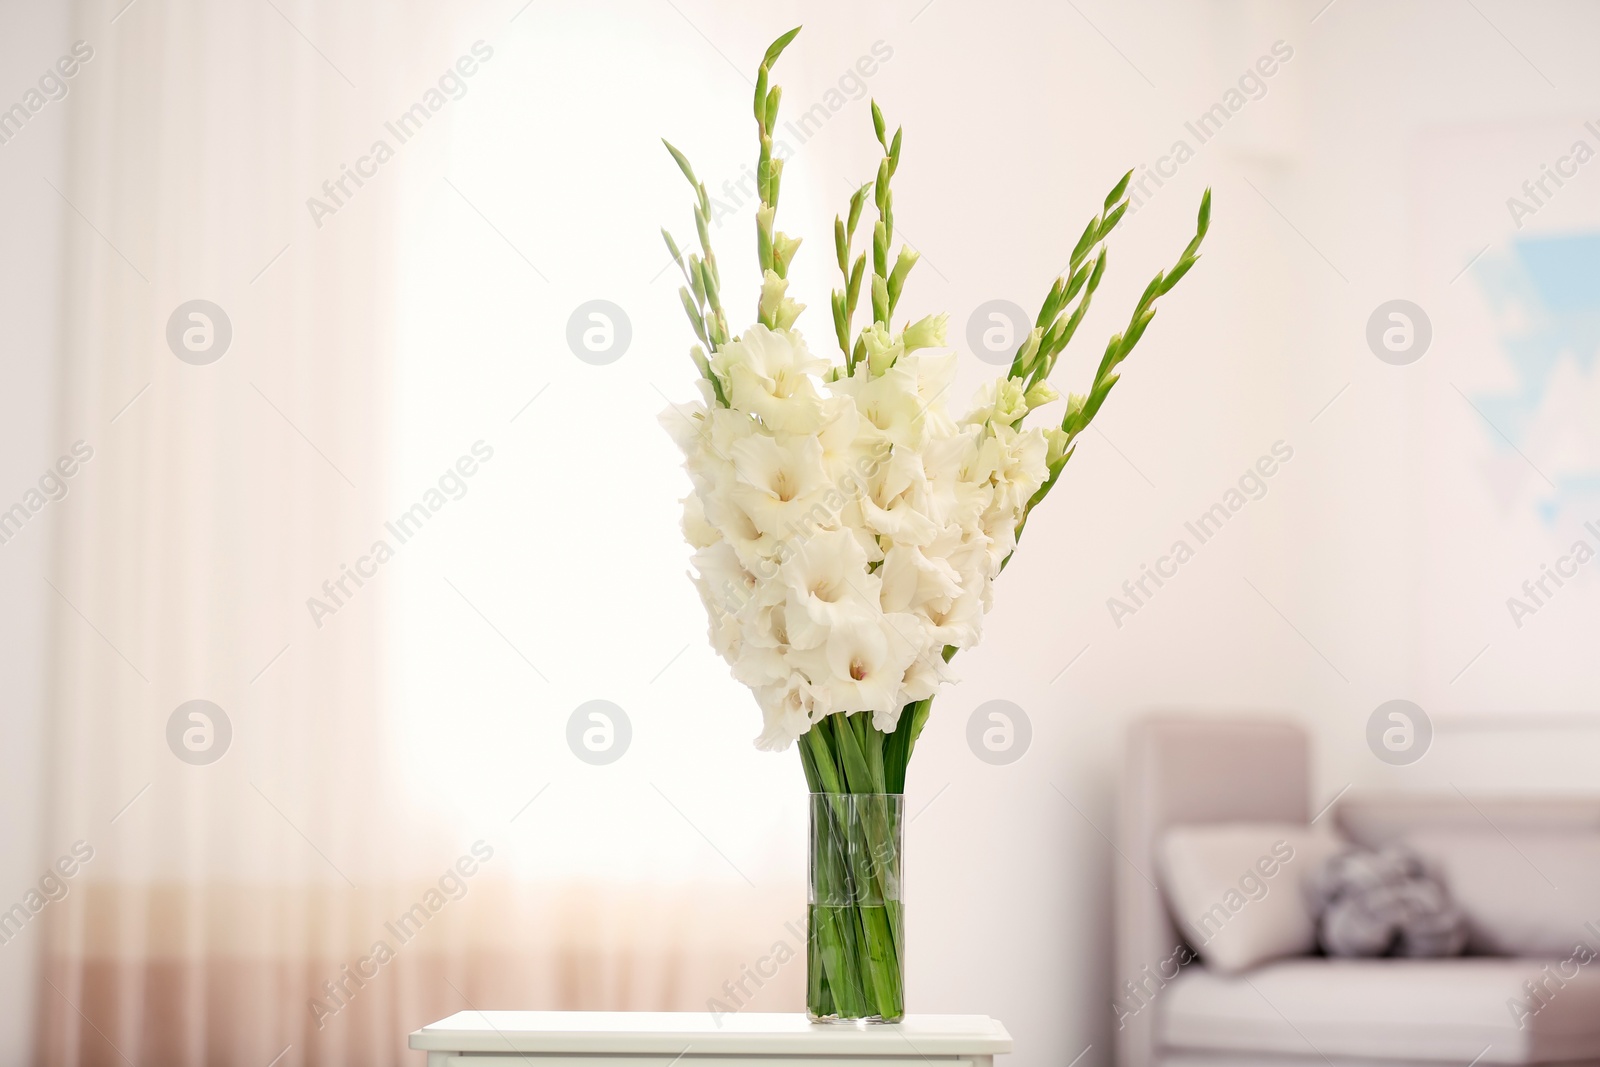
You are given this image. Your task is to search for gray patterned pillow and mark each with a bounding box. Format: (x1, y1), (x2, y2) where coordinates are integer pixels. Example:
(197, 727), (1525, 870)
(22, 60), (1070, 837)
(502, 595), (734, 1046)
(1303, 845), (1469, 958)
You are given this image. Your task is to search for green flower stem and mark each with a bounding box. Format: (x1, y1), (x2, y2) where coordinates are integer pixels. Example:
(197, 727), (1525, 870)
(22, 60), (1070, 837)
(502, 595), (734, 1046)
(753, 26), (802, 326)
(660, 143), (730, 406)
(804, 727), (870, 1015)
(1008, 169), (1131, 384)
(811, 803), (868, 1016)
(1011, 186), (1213, 552)
(833, 182), (873, 365)
(804, 714), (904, 1020)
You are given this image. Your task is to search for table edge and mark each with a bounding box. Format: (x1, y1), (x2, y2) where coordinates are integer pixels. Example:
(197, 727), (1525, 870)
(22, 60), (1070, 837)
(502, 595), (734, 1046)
(407, 1015), (1014, 1055)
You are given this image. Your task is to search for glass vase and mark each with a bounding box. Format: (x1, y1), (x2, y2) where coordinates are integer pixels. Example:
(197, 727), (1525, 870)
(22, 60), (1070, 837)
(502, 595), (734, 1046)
(807, 792), (904, 1022)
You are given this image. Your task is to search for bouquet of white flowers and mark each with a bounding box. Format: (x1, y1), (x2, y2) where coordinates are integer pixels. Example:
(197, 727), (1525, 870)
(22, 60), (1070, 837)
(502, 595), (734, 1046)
(660, 27), (1209, 1022)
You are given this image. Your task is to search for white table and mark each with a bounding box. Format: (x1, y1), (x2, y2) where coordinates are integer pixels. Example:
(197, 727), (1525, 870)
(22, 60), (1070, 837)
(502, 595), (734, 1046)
(409, 1011), (1012, 1067)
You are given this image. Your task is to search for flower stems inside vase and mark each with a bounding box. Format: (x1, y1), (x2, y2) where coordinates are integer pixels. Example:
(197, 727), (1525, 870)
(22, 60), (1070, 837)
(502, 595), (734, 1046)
(804, 713), (905, 1022)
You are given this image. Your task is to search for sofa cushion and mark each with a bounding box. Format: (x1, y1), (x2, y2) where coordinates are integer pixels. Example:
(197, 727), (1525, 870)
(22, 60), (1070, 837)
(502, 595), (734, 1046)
(1160, 957), (1600, 1064)
(1404, 830), (1600, 957)
(1158, 823), (1343, 974)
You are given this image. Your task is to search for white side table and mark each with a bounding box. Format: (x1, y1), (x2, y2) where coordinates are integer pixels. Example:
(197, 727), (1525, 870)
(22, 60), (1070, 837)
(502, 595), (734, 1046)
(409, 1012), (1012, 1067)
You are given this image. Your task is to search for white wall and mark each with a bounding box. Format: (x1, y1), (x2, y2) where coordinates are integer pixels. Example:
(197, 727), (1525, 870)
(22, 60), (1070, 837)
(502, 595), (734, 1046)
(0, 1), (69, 1059)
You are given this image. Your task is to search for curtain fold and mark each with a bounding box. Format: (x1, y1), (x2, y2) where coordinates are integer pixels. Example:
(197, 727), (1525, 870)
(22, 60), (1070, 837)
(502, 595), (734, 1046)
(39, 2), (802, 1064)
(42, 1), (415, 1063)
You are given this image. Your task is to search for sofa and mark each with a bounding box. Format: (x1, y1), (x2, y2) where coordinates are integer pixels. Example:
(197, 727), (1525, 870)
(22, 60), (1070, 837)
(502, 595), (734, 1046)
(1115, 717), (1600, 1067)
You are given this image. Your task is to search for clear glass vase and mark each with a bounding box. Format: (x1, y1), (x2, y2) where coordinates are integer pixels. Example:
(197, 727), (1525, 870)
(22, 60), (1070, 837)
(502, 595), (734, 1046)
(807, 792), (904, 1022)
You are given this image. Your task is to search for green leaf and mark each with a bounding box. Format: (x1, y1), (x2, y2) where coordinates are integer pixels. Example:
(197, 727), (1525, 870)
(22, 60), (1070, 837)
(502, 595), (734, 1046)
(1069, 216), (1098, 270)
(1160, 254), (1198, 293)
(847, 181), (872, 237)
(773, 231), (802, 276)
(754, 65), (769, 125)
(1037, 276), (1065, 329)
(858, 714), (886, 794)
(803, 724), (844, 794)
(1083, 374), (1117, 422)
(1136, 271), (1164, 311)
(688, 254), (706, 303)
(678, 286), (704, 335)
(797, 738), (821, 792)
(1098, 200), (1128, 237)
(1063, 273), (1087, 306)
(1040, 316), (1065, 359)
(763, 25), (802, 67)
(764, 85), (783, 132)
(662, 139), (697, 187)
(871, 100), (887, 149)
(831, 714), (875, 793)
(887, 246), (918, 312)
(1105, 168), (1133, 208)
(1197, 187), (1212, 236)
(768, 156), (785, 206)
(1095, 332), (1122, 380)
(1122, 304), (1156, 351)
(700, 260), (722, 313)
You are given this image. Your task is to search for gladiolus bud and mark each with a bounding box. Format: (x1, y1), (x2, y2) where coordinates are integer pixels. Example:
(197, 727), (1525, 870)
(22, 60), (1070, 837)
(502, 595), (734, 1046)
(901, 313), (948, 352)
(1024, 379), (1059, 409)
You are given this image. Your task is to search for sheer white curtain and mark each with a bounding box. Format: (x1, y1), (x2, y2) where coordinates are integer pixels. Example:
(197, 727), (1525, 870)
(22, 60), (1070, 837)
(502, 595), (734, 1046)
(40, 2), (803, 1065)
(42, 1), (434, 1063)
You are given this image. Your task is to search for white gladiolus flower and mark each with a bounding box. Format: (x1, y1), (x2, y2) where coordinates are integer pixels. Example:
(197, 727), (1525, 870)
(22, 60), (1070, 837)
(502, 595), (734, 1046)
(813, 396), (867, 479)
(1024, 378), (1060, 409)
(920, 427), (991, 531)
(663, 320), (1056, 749)
(831, 359), (927, 450)
(906, 352), (958, 426)
(859, 323), (904, 378)
(859, 449), (940, 546)
(900, 650), (955, 705)
(777, 529), (880, 650)
(727, 433), (830, 540)
(963, 377), (1030, 429)
(712, 325), (827, 433)
(901, 313), (948, 352)
(681, 493), (719, 549)
(982, 422), (1049, 513)
(878, 542), (962, 617)
(754, 671), (832, 751)
(799, 612), (924, 723)
(757, 270), (807, 331)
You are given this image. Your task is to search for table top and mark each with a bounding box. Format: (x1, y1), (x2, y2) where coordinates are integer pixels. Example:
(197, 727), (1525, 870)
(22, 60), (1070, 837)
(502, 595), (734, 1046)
(408, 1011), (1013, 1056)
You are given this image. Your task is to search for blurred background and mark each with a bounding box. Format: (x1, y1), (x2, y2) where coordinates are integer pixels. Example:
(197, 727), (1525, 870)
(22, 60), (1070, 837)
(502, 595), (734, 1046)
(3, 0), (1599, 1064)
